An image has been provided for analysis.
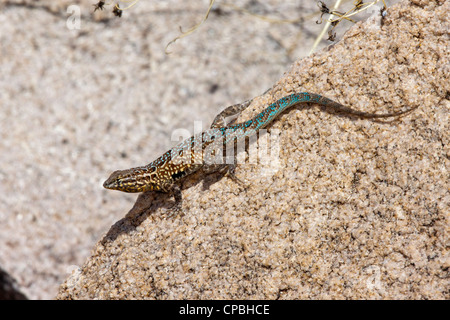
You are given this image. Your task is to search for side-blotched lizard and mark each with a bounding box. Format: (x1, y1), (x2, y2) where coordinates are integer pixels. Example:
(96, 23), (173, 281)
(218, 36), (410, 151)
(103, 92), (417, 210)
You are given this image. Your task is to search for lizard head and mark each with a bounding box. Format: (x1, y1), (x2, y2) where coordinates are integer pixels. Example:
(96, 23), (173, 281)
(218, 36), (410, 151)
(103, 166), (161, 193)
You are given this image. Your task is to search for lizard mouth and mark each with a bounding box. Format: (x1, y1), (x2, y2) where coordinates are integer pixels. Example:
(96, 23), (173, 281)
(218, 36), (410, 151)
(102, 178), (116, 189)
(103, 175), (123, 190)
(103, 170), (126, 190)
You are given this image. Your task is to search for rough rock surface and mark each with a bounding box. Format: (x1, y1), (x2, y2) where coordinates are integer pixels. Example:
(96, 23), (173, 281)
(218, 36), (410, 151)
(57, 0), (449, 299)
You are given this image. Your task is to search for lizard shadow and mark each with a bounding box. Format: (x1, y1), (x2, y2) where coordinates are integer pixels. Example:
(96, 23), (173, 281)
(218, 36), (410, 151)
(100, 191), (175, 245)
(313, 104), (404, 123)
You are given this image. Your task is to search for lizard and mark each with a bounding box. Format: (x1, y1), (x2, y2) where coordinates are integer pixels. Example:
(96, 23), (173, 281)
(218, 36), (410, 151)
(103, 91), (417, 211)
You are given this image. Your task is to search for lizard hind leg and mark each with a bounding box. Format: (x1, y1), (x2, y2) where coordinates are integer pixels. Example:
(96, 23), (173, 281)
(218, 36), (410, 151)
(203, 163), (247, 188)
(210, 88), (274, 129)
(210, 99), (254, 129)
(222, 164), (246, 187)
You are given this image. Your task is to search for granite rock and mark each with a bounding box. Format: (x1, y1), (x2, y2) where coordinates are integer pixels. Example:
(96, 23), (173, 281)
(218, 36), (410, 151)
(57, 0), (449, 299)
